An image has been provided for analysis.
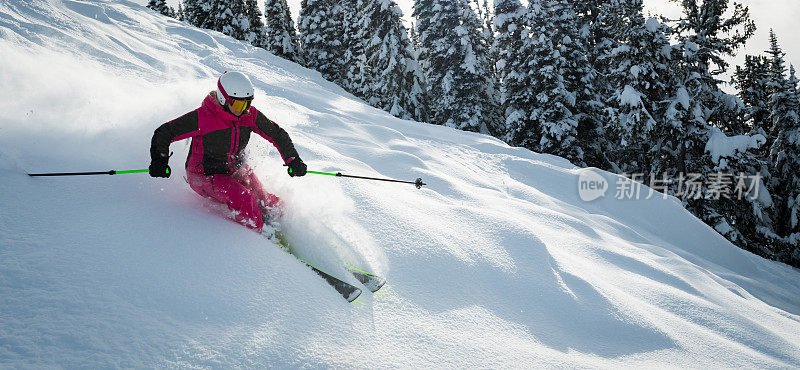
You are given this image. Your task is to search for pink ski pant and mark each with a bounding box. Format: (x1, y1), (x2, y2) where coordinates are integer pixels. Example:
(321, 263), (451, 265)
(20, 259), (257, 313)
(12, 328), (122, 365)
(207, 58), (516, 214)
(186, 167), (281, 231)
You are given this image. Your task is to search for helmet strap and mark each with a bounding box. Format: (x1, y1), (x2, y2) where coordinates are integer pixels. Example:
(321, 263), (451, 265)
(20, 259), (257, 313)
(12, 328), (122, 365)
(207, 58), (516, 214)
(217, 79), (233, 105)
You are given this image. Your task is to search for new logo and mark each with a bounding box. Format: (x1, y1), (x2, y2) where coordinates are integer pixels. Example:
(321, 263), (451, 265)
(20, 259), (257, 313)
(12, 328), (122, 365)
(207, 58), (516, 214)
(578, 169), (608, 202)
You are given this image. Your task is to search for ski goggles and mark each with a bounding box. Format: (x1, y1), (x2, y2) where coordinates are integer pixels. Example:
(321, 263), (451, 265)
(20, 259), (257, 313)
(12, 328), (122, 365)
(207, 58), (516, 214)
(230, 98), (252, 113)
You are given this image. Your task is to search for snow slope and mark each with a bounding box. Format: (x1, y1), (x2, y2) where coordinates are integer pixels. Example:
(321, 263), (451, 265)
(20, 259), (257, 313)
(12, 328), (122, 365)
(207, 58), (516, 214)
(1, 1), (799, 367)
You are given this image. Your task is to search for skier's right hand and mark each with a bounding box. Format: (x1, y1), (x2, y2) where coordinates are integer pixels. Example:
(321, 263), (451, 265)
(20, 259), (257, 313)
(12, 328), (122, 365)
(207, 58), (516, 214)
(149, 153), (171, 178)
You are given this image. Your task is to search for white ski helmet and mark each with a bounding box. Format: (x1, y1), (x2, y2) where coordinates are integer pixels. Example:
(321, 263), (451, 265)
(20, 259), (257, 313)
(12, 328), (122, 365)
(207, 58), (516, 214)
(216, 71), (254, 106)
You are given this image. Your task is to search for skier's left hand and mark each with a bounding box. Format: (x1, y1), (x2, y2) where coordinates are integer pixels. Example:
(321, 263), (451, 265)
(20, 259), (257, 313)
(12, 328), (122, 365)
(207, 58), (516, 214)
(287, 157), (307, 177)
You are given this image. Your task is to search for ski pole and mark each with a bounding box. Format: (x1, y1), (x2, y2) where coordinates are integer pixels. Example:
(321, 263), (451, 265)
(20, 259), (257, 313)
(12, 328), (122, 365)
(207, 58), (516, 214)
(27, 169), (162, 177)
(305, 169), (426, 189)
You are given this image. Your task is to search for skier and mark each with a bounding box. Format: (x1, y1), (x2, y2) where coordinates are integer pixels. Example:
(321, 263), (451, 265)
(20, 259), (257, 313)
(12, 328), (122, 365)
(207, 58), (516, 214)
(149, 71), (307, 232)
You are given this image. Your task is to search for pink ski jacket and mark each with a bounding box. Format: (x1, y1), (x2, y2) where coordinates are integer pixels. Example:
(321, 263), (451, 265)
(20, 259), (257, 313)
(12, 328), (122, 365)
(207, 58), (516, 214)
(150, 92), (300, 175)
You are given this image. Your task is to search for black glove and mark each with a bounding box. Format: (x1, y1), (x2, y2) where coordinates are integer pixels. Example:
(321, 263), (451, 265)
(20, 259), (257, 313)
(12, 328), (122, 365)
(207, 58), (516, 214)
(149, 153), (171, 178)
(286, 157), (307, 177)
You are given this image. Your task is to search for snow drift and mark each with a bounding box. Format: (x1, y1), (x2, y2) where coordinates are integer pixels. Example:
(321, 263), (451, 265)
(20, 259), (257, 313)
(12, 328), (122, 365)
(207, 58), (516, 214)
(0, 0), (799, 367)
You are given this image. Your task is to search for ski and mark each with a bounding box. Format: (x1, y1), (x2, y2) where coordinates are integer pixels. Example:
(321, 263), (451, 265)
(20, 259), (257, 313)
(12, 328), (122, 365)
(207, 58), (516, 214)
(346, 265), (386, 293)
(264, 229), (362, 302)
(308, 264), (362, 302)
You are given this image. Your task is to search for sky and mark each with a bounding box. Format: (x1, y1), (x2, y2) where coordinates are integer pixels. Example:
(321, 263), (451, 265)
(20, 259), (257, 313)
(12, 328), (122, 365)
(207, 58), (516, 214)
(154, 0), (800, 82)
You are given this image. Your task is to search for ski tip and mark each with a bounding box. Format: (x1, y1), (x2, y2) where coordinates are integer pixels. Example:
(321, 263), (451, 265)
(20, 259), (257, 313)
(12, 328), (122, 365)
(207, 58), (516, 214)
(346, 288), (362, 303)
(369, 278), (386, 293)
(346, 266), (386, 293)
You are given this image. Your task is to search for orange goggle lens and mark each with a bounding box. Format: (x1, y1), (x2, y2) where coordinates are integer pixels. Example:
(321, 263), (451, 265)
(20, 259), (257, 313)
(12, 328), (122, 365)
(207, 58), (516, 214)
(230, 99), (252, 113)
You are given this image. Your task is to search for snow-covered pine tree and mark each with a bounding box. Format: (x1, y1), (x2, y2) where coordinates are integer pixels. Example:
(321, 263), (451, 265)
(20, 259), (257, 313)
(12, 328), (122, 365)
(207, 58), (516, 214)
(473, 0), (495, 51)
(767, 31), (790, 123)
(186, 0), (249, 41)
(417, 0), (499, 134)
(419, 0), (468, 126)
(411, 0), (448, 124)
(203, 0), (220, 29)
(658, 54), (777, 262)
(792, 65), (800, 103)
(182, 0), (268, 48)
(550, 0), (601, 167)
(357, 0), (429, 121)
(789, 65), (800, 266)
(475, 0), (494, 41)
(242, 0), (266, 48)
(662, 0), (754, 174)
(412, 0), (435, 72)
(700, 125), (776, 261)
(340, 0), (369, 97)
(214, 0), (250, 42)
(409, 22), (419, 49)
(684, 32), (776, 263)
(769, 63), (800, 265)
(475, 0), (501, 119)
(186, 0), (214, 29)
(195, 0), (216, 29)
(522, 0), (579, 162)
(734, 55), (773, 136)
(766, 30), (785, 83)
(298, 0), (343, 82)
(677, 0), (754, 83)
(604, 1), (673, 174)
(264, 0), (304, 64)
(673, 0), (753, 130)
(493, 0), (534, 147)
(571, 0), (616, 58)
(147, 0), (176, 18)
(177, 3), (185, 21)
(573, 0), (619, 143)
(658, 0), (777, 262)
(182, 0), (204, 27)
(768, 35), (800, 255)
(460, 0), (504, 136)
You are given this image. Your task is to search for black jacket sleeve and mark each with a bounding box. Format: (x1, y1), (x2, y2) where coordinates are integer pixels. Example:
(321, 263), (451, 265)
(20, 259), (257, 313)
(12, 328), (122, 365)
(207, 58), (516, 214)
(253, 111), (300, 163)
(150, 110), (200, 161)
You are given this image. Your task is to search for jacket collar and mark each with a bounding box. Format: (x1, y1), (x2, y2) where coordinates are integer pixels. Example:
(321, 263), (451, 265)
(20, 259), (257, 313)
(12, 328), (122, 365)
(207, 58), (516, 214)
(203, 92), (254, 122)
